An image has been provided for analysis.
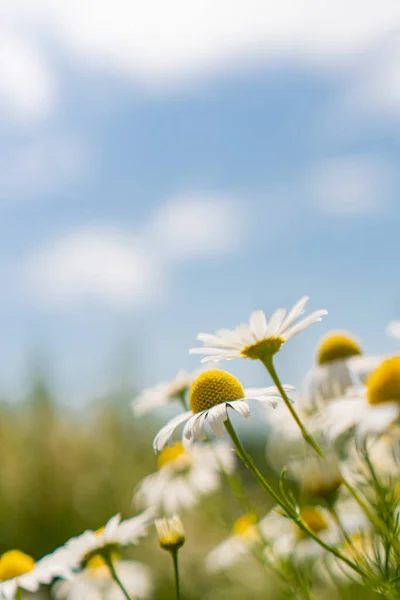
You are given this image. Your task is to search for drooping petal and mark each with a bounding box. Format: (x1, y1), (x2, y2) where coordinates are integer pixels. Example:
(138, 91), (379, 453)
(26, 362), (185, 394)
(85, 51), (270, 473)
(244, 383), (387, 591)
(228, 399), (250, 418)
(207, 403), (228, 437)
(153, 411), (193, 452)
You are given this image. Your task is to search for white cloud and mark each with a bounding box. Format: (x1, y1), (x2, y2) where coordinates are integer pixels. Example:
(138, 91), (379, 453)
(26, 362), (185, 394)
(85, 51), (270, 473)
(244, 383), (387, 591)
(0, 136), (87, 204)
(2, 0), (400, 117)
(339, 38), (400, 119)
(0, 32), (54, 121)
(24, 193), (245, 308)
(150, 194), (243, 260)
(309, 156), (390, 216)
(25, 228), (160, 308)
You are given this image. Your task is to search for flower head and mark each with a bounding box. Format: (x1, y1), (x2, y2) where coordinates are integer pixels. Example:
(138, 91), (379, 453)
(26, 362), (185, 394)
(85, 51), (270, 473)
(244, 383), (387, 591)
(132, 369), (198, 416)
(136, 440), (235, 514)
(53, 559), (152, 600)
(321, 357), (400, 441)
(155, 516), (185, 552)
(63, 512), (152, 570)
(0, 549), (70, 600)
(205, 513), (261, 572)
(190, 297), (327, 363)
(260, 499), (365, 561)
(303, 330), (381, 405)
(153, 369), (294, 451)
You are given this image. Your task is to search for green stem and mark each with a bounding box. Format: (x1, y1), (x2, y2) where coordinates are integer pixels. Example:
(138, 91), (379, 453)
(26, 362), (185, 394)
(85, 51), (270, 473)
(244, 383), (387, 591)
(224, 417), (290, 511)
(261, 357), (324, 458)
(224, 417), (366, 579)
(171, 549), (181, 600)
(103, 553), (132, 600)
(15, 589), (23, 600)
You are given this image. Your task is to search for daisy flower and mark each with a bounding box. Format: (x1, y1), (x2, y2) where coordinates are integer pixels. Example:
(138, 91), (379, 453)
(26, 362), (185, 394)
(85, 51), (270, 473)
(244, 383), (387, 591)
(0, 549), (70, 600)
(53, 558), (152, 600)
(302, 330), (381, 405)
(285, 453), (343, 505)
(153, 369), (294, 452)
(63, 511), (152, 570)
(132, 369), (198, 416)
(322, 533), (378, 585)
(260, 500), (366, 562)
(387, 320), (400, 340)
(320, 356), (400, 441)
(189, 296), (327, 364)
(135, 440), (235, 514)
(205, 513), (262, 572)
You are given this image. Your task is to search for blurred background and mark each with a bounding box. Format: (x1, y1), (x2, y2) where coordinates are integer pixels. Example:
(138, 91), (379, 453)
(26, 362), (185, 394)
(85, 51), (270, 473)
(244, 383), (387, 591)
(0, 1), (399, 597)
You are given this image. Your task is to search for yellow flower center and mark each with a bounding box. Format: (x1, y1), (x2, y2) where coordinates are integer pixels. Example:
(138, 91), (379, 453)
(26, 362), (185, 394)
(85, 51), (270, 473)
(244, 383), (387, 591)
(367, 357), (400, 405)
(232, 514), (259, 542)
(0, 551), (35, 581)
(241, 338), (284, 361)
(189, 370), (244, 413)
(157, 442), (191, 472)
(297, 506), (328, 539)
(317, 332), (362, 365)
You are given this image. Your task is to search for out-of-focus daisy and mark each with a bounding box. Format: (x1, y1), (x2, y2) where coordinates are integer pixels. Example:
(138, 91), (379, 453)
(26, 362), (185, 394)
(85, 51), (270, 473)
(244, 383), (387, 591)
(302, 330), (381, 406)
(133, 369), (198, 416)
(387, 320), (400, 340)
(260, 500), (365, 562)
(63, 512), (152, 570)
(53, 558), (152, 600)
(322, 533), (378, 585)
(135, 440), (235, 514)
(190, 297), (327, 364)
(205, 513), (262, 572)
(265, 399), (319, 471)
(286, 454), (343, 506)
(0, 549), (70, 600)
(153, 369), (294, 451)
(320, 357), (400, 441)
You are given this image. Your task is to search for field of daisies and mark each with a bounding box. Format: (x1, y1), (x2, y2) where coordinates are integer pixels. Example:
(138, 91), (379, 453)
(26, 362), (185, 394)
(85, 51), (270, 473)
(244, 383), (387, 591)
(1, 296), (400, 600)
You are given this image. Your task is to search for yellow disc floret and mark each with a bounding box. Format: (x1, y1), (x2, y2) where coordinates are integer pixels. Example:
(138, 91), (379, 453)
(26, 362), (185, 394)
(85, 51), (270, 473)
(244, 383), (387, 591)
(189, 370), (244, 413)
(317, 331), (362, 365)
(0, 550), (35, 581)
(157, 442), (191, 471)
(367, 357), (400, 405)
(297, 506), (328, 539)
(232, 513), (259, 542)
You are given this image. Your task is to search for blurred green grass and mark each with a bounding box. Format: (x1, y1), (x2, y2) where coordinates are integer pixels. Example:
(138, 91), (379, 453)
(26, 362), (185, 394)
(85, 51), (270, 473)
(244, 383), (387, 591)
(0, 375), (381, 599)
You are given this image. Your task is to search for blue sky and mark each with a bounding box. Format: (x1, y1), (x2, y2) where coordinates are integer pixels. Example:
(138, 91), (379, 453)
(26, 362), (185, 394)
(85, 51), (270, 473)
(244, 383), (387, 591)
(0, 1), (399, 402)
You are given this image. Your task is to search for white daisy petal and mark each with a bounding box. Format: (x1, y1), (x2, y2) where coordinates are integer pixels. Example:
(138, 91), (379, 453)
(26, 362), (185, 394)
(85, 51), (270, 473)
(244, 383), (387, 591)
(228, 399), (250, 418)
(249, 310), (268, 339)
(182, 413), (201, 441)
(192, 411), (209, 440)
(280, 296), (309, 333)
(207, 403), (228, 437)
(284, 310), (328, 341)
(356, 402), (400, 442)
(153, 411), (193, 452)
(265, 308), (287, 338)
